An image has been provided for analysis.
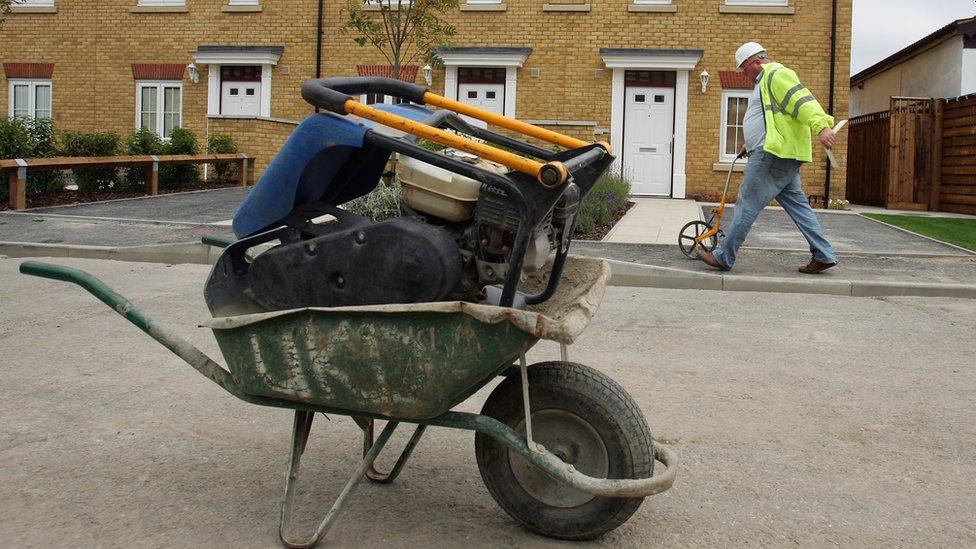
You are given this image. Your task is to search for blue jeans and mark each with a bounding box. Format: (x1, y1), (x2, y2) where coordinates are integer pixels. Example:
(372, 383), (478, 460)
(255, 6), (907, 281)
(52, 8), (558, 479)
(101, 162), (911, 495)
(713, 150), (837, 269)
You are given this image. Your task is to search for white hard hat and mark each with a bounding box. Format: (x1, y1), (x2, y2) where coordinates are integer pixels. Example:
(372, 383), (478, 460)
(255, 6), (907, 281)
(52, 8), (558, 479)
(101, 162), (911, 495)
(735, 42), (766, 68)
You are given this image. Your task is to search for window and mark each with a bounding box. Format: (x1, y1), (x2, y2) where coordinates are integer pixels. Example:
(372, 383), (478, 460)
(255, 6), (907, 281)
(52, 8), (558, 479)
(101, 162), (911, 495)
(136, 82), (182, 138)
(12, 0), (56, 5)
(719, 90), (750, 162)
(228, 0), (259, 4)
(361, 93), (405, 105)
(8, 79), (52, 120)
(725, 0), (788, 5)
(137, 0), (185, 6)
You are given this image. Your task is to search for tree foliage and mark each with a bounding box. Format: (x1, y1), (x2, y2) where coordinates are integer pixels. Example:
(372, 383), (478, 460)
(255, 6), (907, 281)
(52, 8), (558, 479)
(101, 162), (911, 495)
(0, 0), (11, 29)
(341, 0), (459, 80)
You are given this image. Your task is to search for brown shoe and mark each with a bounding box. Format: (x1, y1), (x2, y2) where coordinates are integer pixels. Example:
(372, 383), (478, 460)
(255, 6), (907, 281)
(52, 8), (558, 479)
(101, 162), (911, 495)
(696, 249), (730, 271)
(799, 259), (837, 274)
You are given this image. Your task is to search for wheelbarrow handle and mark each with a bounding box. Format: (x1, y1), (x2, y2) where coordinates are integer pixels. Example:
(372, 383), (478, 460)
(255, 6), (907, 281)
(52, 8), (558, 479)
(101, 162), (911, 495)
(19, 261), (247, 399)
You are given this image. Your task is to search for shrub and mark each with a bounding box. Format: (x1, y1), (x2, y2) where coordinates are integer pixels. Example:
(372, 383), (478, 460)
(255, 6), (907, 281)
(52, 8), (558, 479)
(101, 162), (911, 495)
(0, 117), (63, 200)
(575, 172), (631, 235)
(207, 134), (238, 183)
(160, 127), (200, 188)
(119, 128), (165, 191)
(59, 131), (121, 195)
(343, 181), (403, 221)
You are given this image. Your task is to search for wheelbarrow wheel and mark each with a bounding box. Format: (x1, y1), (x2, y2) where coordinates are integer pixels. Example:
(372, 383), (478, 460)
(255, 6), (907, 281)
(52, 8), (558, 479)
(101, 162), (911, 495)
(678, 220), (718, 258)
(475, 361), (653, 540)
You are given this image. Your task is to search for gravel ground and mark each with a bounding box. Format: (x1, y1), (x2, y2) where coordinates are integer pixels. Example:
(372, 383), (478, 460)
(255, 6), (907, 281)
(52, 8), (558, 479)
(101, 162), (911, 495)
(2, 257), (975, 547)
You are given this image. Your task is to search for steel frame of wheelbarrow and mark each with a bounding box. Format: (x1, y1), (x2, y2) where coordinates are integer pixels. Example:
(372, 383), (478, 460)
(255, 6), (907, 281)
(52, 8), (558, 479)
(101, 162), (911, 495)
(19, 260), (677, 548)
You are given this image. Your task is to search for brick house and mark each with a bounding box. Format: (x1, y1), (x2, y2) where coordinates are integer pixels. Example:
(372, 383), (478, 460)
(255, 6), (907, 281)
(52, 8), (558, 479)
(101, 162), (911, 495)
(1, 0), (851, 200)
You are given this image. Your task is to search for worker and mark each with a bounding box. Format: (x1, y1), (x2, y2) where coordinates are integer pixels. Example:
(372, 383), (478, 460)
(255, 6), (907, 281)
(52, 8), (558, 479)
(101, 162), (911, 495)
(697, 42), (838, 274)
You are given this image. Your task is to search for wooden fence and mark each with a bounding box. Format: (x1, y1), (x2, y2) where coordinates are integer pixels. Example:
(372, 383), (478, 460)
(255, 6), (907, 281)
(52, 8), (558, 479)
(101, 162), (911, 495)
(940, 95), (976, 214)
(0, 153), (253, 211)
(847, 95), (976, 214)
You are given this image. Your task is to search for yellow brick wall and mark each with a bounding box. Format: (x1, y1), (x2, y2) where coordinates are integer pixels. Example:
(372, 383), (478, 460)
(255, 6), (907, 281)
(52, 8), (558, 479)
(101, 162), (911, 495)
(322, 0), (853, 200)
(0, 0), (852, 198)
(207, 116), (299, 177)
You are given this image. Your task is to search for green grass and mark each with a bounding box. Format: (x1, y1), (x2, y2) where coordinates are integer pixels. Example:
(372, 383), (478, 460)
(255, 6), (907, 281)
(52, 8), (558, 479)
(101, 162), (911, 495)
(862, 213), (976, 251)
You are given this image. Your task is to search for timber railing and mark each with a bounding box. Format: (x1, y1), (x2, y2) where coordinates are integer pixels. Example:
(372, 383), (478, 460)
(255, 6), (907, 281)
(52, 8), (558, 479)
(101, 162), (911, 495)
(0, 153), (254, 211)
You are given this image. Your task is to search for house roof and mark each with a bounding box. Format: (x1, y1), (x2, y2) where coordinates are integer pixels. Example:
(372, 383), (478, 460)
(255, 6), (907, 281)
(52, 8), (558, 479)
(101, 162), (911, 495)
(850, 15), (976, 88)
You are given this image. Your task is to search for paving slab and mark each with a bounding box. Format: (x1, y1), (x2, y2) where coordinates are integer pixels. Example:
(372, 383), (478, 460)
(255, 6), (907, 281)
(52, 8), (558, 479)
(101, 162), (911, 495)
(3, 257), (976, 546)
(572, 242), (976, 285)
(700, 206), (969, 255)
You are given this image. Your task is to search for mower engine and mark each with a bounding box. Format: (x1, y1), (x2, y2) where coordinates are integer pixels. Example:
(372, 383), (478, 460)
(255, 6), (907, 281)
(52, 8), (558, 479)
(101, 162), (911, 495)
(203, 77), (612, 318)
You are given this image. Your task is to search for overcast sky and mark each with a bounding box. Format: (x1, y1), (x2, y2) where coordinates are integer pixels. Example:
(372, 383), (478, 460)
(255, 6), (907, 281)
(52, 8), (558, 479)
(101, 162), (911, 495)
(851, 0), (976, 75)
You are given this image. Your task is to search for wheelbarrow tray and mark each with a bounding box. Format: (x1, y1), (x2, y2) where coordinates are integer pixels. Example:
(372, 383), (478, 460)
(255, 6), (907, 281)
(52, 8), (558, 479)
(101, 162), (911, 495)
(203, 256), (610, 420)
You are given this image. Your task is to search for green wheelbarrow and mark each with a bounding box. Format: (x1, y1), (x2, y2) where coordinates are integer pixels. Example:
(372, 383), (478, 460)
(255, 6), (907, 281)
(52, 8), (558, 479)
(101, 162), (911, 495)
(19, 255), (676, 547)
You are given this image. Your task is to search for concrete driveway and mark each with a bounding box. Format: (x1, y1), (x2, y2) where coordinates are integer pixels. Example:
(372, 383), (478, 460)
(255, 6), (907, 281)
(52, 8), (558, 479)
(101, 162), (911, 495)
(2, 257), (974, 547)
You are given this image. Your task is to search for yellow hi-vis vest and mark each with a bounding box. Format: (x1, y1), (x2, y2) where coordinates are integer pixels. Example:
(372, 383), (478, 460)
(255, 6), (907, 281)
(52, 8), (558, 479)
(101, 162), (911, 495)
(758, 62), (835, 163)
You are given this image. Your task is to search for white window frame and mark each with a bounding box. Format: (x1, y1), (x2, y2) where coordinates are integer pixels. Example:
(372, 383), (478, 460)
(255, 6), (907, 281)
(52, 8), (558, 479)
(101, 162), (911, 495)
(633, 0), (672, 4)
(135, 81), (183, 139)
(228, 0), (259, 4)
(719, 89), (751, 163)
(8, 79), (53, 120)
(12, 0), (56, 5)
(360, 93), (407, 106)
(465, 0), (501, 3)
(725, 0), (788, 5)
(137, 0), (185, 6)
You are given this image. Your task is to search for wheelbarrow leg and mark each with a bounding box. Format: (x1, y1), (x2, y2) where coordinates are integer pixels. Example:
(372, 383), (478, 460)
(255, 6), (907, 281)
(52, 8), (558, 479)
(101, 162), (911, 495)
(358, 418), (427, 484)
(279, 410), (399, 549)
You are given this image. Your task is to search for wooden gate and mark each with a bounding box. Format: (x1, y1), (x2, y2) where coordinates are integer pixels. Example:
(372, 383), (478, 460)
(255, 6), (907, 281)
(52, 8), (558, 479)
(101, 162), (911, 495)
(846, 110), (890, 206)
(887, 97), (937, 210)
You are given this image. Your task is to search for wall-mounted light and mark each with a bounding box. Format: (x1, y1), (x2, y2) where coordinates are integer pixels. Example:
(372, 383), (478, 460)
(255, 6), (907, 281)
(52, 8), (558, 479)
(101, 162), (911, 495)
(422, 64), (433, 86)
(699, 69), (709, 93)
(187, 63), (200, 84)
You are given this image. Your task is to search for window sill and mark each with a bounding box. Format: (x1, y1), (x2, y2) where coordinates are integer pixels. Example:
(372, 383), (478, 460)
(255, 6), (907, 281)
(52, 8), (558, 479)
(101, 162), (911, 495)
(713, 161), (747, 172)
(9, 5), (58, 13)
(719, 5), (795, 15)
(543, 4), (590, 12)
(459, 3), (507, 11)
(129, 5), (190, 13)
(628, 4), (677, 12)
(222, 4), (263, 12)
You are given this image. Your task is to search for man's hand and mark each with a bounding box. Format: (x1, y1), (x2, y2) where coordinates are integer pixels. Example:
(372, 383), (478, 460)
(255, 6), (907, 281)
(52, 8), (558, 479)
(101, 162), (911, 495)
(819, 128), (836, 150)
(738, 143), (749, 158)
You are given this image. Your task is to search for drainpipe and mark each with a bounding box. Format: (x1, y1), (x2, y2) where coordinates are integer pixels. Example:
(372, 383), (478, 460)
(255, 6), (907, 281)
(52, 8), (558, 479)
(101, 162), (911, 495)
(315, 0), (324, 113)
(824, 0), (838, 206)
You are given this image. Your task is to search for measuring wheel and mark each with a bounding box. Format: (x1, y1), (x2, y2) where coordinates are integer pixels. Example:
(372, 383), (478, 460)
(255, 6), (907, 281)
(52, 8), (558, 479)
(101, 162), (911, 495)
(475, 361), (654, 540)
(678, 220), (720, 259)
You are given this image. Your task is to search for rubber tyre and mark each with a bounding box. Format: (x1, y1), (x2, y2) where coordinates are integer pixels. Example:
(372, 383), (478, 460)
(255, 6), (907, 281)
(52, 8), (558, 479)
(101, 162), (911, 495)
(678, 220), (718, 258)
(475, 361), (654, 540)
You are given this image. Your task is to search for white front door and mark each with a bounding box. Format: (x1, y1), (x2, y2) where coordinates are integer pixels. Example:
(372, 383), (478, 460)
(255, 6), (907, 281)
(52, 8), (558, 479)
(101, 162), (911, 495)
(623, 87), (675, 196)
(221, 82), (261, 116)
(458, 83), (504, 129)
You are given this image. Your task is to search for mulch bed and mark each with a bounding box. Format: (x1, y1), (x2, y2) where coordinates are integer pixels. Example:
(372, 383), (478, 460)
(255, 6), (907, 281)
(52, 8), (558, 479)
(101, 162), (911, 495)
(574, 201), (635, 241)
(1, 180), (242, 211)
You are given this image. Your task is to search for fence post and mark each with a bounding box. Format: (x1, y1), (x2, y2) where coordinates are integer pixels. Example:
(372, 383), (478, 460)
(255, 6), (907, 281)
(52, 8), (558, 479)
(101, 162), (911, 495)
(9, 159), (27, 211)
(237, 155), (250, 187)
(929, 99), (943, 212)
(147, 155), (159, 196)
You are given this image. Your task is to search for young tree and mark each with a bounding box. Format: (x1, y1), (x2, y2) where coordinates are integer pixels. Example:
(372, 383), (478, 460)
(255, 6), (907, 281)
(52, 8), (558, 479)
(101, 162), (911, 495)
(341, 0), (459, 81)
(1, 0), (12, 29)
